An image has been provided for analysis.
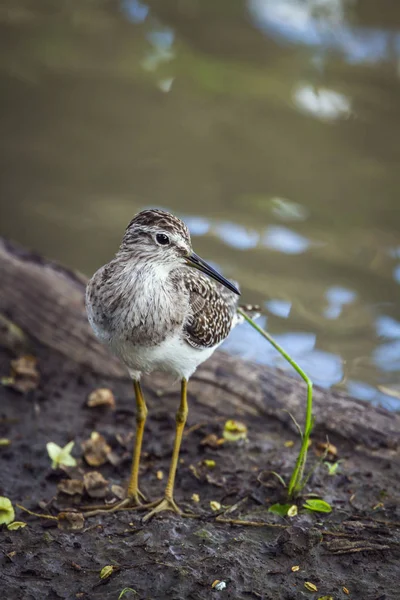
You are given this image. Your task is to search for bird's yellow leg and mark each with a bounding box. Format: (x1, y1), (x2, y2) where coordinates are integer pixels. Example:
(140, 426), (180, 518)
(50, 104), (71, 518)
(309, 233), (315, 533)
(142, 378), (188, 521)
(126, 379), (148, 504)
(80, 380), (148, 515)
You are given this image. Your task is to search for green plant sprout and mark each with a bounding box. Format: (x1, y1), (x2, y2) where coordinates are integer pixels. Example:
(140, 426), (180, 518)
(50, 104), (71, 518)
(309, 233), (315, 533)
(46, 441), (77, 469)
(324, 460), (343, 476)
(303, 498), (332, 513)
(237, 308), (313, 498)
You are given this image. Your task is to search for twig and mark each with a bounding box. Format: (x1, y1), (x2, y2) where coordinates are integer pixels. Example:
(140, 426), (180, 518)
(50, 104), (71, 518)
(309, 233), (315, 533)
(16, 504), (58, 521)
(215, 515), (288, 528)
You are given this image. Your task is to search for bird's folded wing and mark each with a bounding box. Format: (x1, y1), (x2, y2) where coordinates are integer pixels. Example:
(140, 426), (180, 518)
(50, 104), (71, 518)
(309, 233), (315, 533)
(181, 270), (238, 349)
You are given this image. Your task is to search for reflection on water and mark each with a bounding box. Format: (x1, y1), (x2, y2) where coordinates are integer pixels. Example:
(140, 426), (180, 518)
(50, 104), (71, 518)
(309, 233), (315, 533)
(262, 225), (312, 254)
(293, 84), (351, 121)
(249, 0), (400, 64)
(324, 286), (357, 320)
(0, 0), (400, 410)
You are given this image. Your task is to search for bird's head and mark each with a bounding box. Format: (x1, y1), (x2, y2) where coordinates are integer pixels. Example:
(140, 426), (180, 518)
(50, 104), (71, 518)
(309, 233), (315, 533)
(120, 209), (240, 295)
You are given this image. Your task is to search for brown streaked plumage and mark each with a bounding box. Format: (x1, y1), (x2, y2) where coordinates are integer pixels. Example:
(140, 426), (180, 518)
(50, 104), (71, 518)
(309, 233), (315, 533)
(85, 208), (255, 521)
(181, 270), (239, 348)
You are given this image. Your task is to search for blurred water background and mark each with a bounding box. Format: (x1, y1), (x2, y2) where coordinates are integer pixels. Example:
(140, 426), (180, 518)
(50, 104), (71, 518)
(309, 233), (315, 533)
(0, 0), (400, 409)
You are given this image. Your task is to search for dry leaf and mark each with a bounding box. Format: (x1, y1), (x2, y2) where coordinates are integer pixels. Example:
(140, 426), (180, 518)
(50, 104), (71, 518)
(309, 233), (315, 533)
(106, 450), (123, 467)
(58, 479), (84, 496)
(203, 459), (216, 468)
(200, 434), (225, 448)
(115, 432), (134, 449)
(81, 432), (111, 467)
(0, 438), (11, 447)
(191, 493), (200, 503)
(284, 440), (294, 448)
(210, 501), (221, 512)
(287, 505), (298, 517)
(156, 470), (164, 481)
(342, 587), (350, 595)
(7, 356), (39, 393)
(316, 441), (337, 458)
(83, 471), (109, 498)
(87, 388), (116, 410)
(111, 485), (126, 500)
(57, 511), (84, 531)
(189, 464), (200, 480)
(291, 565), (300, 572)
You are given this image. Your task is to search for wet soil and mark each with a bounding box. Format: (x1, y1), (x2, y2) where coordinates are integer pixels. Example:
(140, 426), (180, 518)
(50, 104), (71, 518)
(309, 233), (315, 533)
(0, 239), (399, 600)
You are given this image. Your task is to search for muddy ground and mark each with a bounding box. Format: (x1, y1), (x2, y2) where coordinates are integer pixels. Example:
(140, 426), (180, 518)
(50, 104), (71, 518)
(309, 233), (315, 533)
(1, 341), (399, 600)
(0, 239), (400, 599)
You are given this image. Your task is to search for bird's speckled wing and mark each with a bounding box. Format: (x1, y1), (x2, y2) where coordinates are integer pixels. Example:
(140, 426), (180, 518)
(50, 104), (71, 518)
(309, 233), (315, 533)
(181, 269), (239, 349)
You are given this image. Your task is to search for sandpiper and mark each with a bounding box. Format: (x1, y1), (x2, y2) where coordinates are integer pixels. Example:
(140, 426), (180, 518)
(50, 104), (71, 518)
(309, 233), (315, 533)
(86, 209), (248, 520)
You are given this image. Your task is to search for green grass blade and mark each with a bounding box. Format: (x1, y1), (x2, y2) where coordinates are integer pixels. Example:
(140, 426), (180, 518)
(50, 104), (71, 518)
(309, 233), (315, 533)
(237, 308), (313, 497)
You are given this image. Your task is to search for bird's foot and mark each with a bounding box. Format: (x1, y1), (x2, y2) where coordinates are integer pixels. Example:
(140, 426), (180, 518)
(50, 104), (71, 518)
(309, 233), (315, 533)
(80, 489), (148, 517)
(128, 488), (148, 505)
(142, 496), (182, 522)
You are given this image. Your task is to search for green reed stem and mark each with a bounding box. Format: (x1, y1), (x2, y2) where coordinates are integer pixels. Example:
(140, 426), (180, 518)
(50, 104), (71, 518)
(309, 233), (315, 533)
(237, 308), (313, 498)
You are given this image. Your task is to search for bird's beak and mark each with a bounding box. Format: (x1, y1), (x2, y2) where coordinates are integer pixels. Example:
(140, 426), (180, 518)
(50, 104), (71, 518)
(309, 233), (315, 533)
(185, 252), (240, 296)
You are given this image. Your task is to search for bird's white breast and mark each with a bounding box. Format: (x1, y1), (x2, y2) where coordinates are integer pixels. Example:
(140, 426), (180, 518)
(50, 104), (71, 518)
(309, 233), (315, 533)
(117, 332), (220, 381)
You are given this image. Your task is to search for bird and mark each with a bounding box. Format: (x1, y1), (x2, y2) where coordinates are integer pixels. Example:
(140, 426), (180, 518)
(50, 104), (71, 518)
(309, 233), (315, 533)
(86, 208), (252, 521)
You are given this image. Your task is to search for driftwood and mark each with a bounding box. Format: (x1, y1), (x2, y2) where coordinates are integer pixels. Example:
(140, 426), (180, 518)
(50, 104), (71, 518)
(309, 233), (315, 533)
(1, 238), (399, 600)
(1, 237), (398, 448)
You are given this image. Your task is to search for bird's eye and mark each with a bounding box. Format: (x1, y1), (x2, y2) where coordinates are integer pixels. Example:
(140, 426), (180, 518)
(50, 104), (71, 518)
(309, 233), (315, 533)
(156, 233), (170, 246)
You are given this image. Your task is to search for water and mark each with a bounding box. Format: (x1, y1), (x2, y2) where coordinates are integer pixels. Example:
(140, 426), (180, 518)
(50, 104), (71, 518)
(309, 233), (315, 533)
(0, 0), (399, 409)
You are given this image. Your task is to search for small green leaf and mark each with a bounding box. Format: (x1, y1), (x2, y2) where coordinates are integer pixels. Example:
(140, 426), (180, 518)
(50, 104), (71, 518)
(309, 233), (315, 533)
(223, 419), (247, 442)
(304, 581), (318, 592)
(0, 497), (15, 525)
(303, 499), (332, 513)
(7, 521), (27, 530)
(100, 565), (115, 579)
(118, 589), (138, 599)
(268, 503), (291, 517)
(46, 441), (77, 469)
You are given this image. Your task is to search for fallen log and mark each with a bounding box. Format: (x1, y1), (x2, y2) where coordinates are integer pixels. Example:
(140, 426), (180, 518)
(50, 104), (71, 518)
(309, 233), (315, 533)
(1, 237), (398, 447)
(1, 238), (399, 600)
